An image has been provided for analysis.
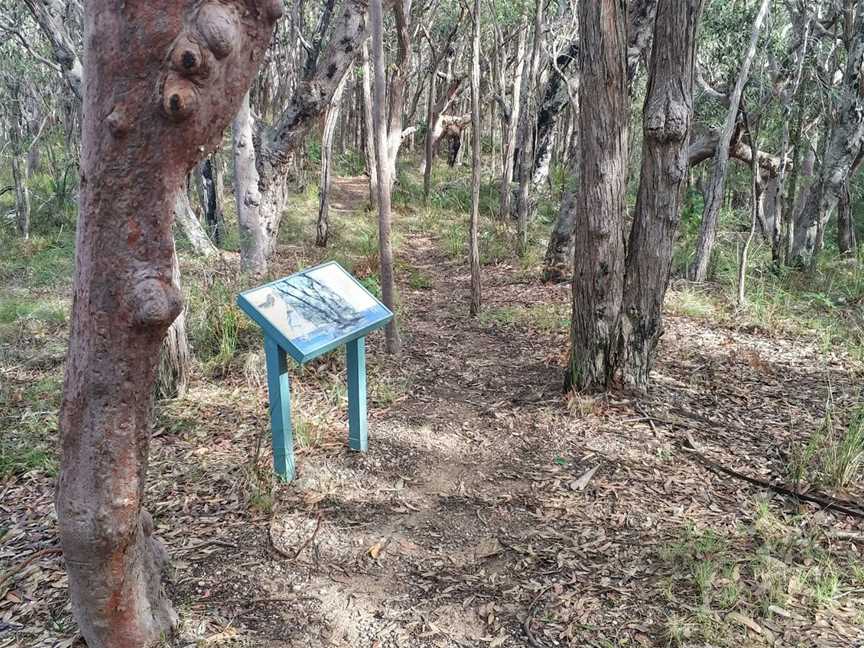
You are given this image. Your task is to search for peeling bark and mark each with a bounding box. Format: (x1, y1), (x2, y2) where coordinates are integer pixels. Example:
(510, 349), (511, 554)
(57, 4), (277, 646)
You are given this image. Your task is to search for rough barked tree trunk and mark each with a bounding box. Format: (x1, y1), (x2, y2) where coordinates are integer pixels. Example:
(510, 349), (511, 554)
(687, 0), (770, 281)
(469, 0), (481, 315)
(371, 0), (402, 353)
(791, 0), (864, 264)
(619, 0), (701, 390)
(565, 0), (629, 393)
(317, 73), (349, 247)
(57, 4), (278, 647)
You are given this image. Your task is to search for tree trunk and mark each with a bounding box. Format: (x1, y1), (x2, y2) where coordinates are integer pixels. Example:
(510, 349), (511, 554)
(687, 0), (770, 281)
(371, 0), (402, 354)
(565, 0), (629, 393)
(531, 41), (578, 191)
(791, 2), (864, 263)
(157, 248), (191, 400)
(22, 0), (83, 100)
(198, 157), (224, 246)
(11, 155), (31, 240)
(515, 0), (544, 255)
(619, 0), (701, 389)
(499, 22), (527, 218)
(469, 0), (482, 315)
(174, 189), (218, 257)
(837, 178), (858, 255)
(233, 92), (273, 275)
(237, 0), (370, 273)
(737, 117), (763, 306)
(57, 4), (277, 647)
(542, 147), (578, 283)
(361, 42), (378, 208)
(317, 73), (349, 247)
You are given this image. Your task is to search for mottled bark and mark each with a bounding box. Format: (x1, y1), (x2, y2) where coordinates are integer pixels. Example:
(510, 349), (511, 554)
(371, 0), (402, 353)
(837, 178), (858, 254)
(57, 4), (277, 647)
(238, 0), (370, 272)
(688, 0), (770, 281)
(566, 0), (629, 392)
(627, 0), (659, 82)
(317, 73), (349, 247)
(361, 42), (378, 208)
(499, 22), (527, 218)
(619, 0), (701, 389)
(531, 41), (578, 191)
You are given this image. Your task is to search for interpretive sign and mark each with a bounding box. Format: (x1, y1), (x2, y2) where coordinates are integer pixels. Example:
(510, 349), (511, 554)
(237, 262), (393, 480)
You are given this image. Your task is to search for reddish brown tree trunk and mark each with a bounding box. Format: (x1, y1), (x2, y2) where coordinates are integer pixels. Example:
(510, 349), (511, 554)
(565, 0), (629, 392)
(619, 0), (701, 389)
(57, 3), (278, 647)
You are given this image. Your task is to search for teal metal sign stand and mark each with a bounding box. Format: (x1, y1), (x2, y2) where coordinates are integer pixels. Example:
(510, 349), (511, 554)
(237, 262), (393, 480)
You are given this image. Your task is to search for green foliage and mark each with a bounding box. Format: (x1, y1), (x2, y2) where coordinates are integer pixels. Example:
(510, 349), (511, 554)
(187, 277), (258, 376)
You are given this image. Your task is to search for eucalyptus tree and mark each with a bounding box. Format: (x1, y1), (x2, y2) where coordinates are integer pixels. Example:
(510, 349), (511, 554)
(57, 3), (278, 646)
(232, 0), (370, 275)
(619, 0), (702, 388)
(565, 0), (629, 392)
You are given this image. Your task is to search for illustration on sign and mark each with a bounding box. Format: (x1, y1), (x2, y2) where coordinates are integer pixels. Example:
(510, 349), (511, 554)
(237, 262), (393, 480)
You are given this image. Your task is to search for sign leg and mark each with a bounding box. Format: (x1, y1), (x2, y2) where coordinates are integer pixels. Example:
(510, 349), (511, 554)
(264, 337), (295, 480)
(346, 337), (368, 452)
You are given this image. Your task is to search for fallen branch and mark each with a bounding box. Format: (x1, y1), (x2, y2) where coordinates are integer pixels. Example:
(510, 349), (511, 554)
(681, 438), (864, 519)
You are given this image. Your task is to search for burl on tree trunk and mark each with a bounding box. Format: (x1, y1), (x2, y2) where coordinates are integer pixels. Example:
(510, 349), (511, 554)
(57, 3), (278, 647)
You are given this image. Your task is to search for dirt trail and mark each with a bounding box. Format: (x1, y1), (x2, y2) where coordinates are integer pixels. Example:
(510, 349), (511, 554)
(4, 176), (862, 648)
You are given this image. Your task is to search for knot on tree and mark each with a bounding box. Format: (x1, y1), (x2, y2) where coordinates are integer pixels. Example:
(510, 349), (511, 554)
(107, 106), (129, 137)
(645, 98), (689, 144)
(131, 276), (182, 329)
(160, 1), (282, 123)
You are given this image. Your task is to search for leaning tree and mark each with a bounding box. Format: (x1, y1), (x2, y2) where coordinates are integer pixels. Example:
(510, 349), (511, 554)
(56, 2), (278, 646)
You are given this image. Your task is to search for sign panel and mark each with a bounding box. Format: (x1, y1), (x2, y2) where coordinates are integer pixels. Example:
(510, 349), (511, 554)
(237, 262), (393, 364)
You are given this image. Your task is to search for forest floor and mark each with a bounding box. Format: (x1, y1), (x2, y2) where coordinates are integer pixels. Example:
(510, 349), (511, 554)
(2, 174), (864, 648)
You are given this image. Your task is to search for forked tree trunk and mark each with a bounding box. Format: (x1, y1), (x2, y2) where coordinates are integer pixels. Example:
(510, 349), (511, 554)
(565, 0), (629, 393)
(371, 0), (402, 353)
(469, 0), (482, 315)
(57, 4), (277, 647)
(688, 0), (770, 281)
(619, 0), (701, 389)
(317, 73), (349, 247)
